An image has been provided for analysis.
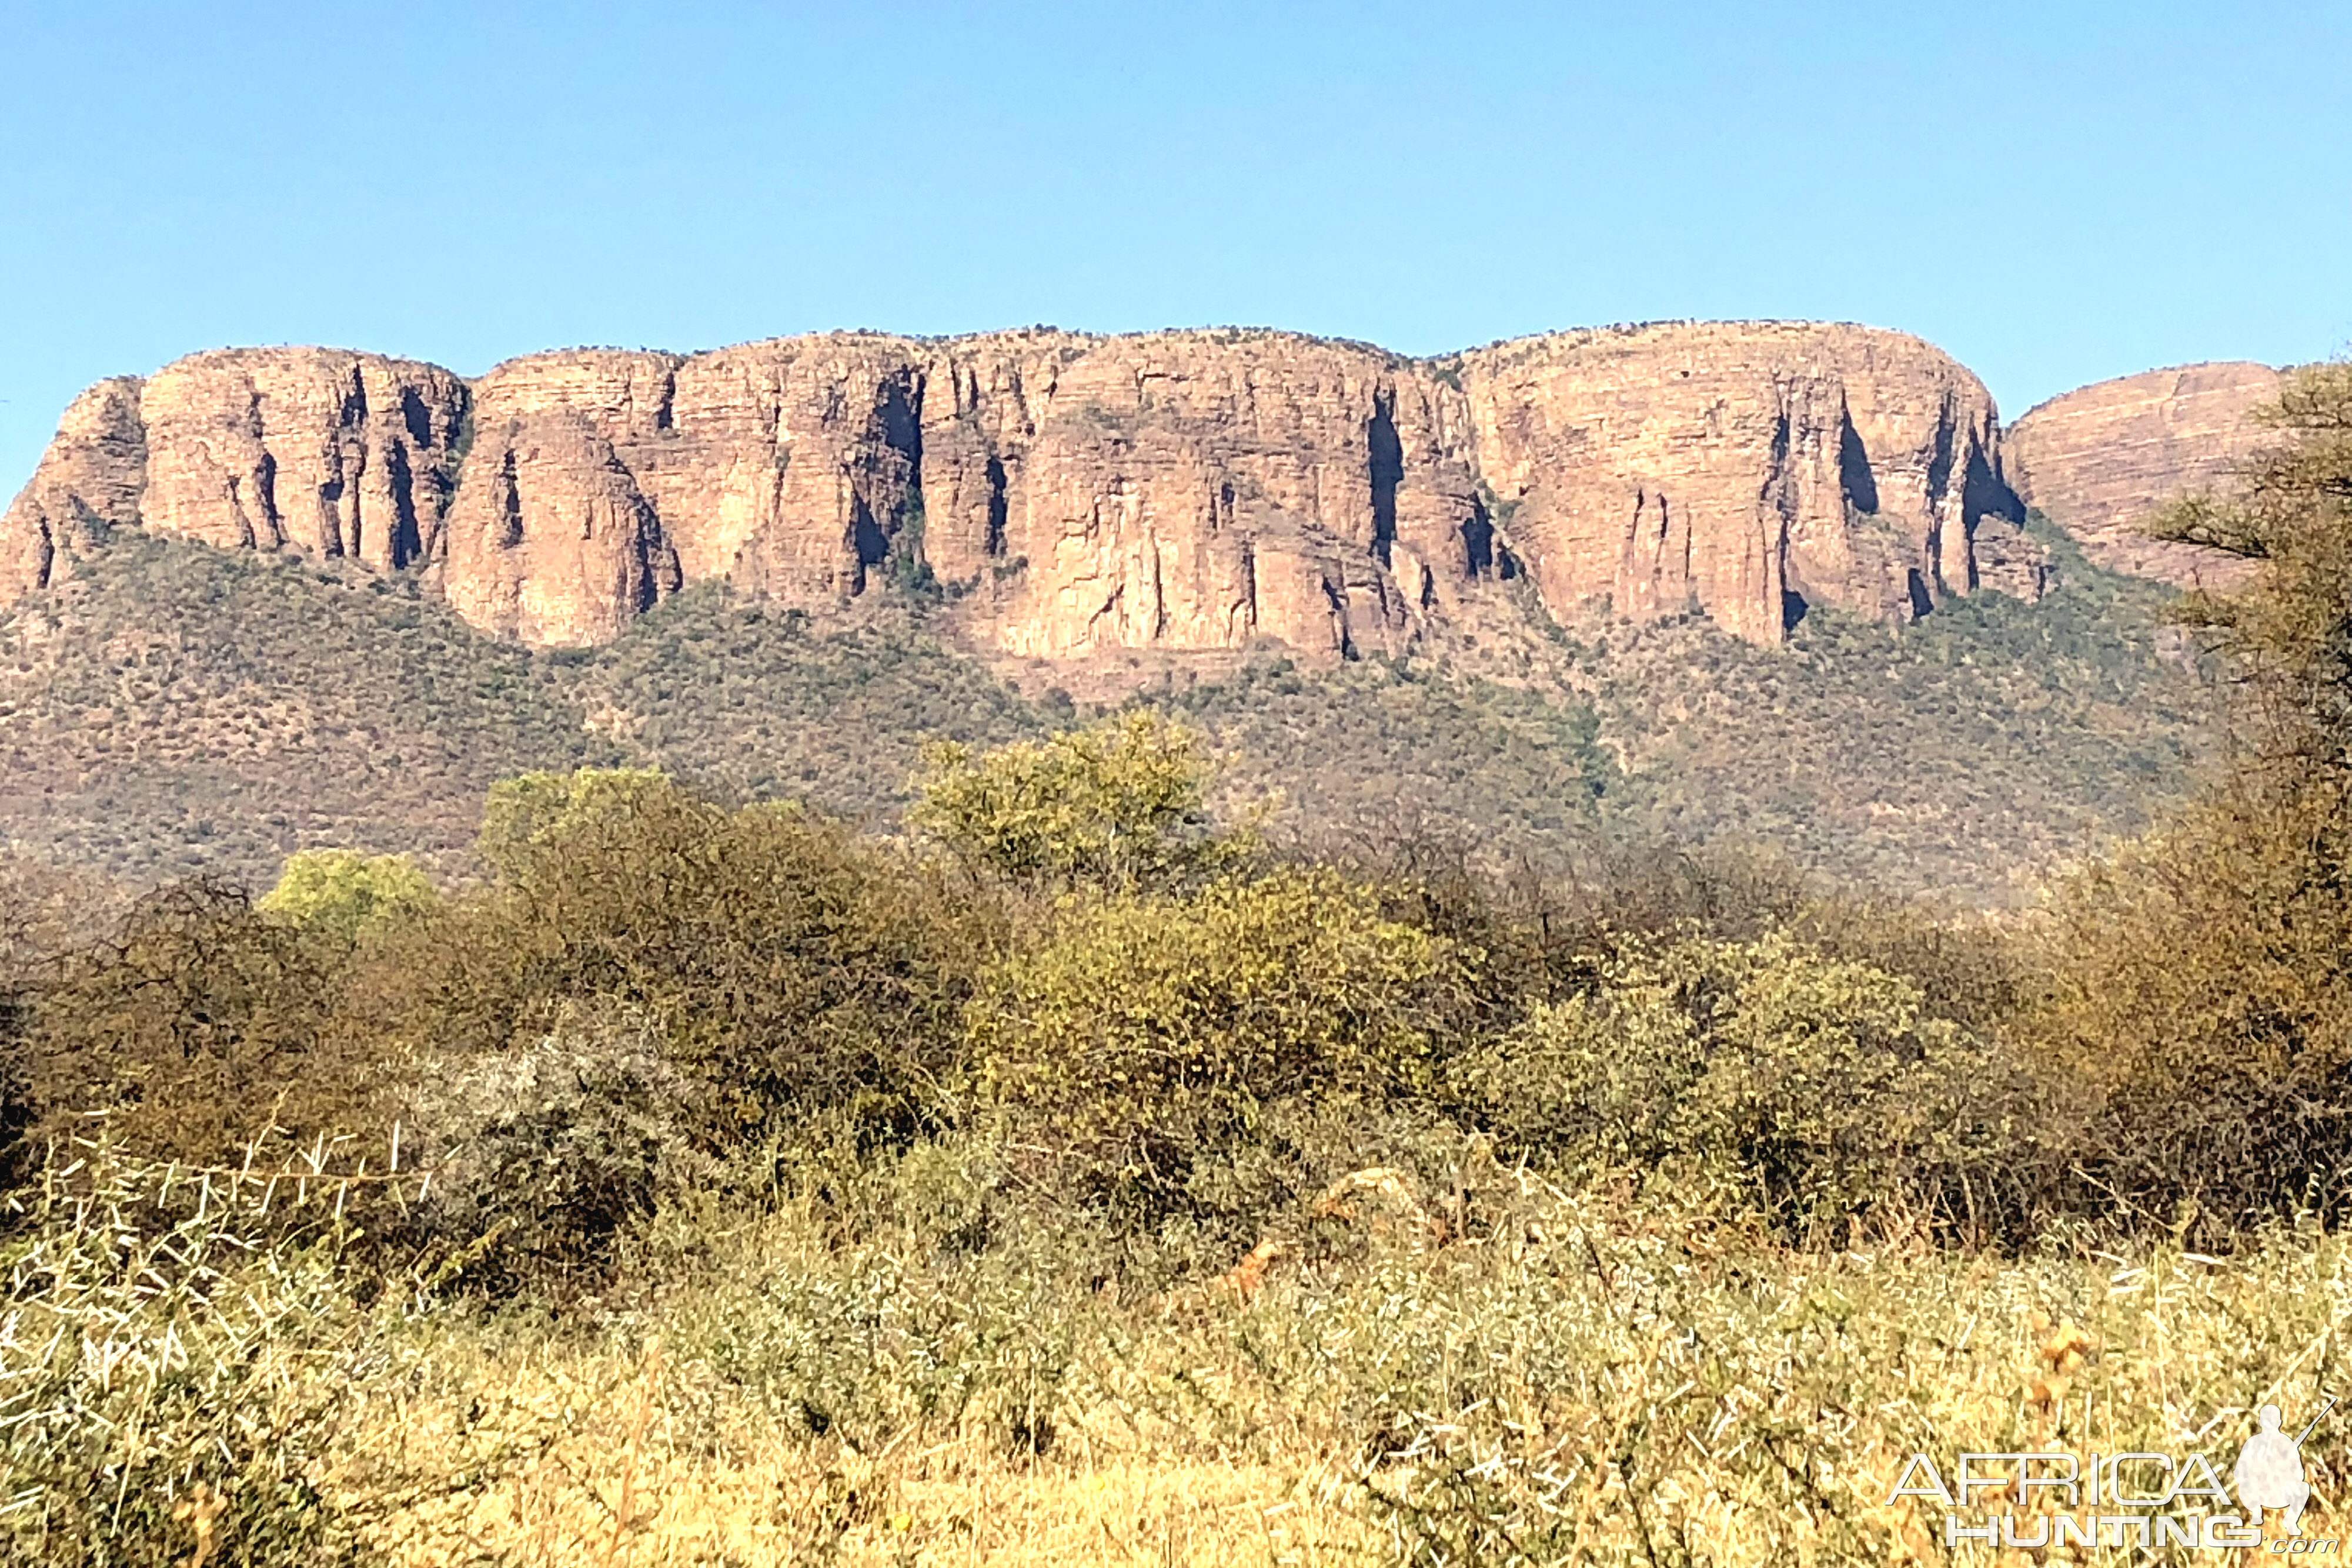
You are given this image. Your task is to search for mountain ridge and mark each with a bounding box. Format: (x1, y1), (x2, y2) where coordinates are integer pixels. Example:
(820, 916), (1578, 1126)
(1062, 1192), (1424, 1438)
(4, 320), (2030, 660)
(0, 322), (2270, 905)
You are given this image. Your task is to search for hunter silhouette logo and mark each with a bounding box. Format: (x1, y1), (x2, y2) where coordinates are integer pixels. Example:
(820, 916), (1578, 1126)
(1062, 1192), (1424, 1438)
(2237, 1399), (2333, 1537)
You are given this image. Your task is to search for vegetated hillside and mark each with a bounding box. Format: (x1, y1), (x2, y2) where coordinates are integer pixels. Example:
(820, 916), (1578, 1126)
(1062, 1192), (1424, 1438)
(565, 585), (1061, 825)
(0, 532), (616, 883)
(577, 590), (1619, 859)
(1589, 516), (2213, 900)
(1157, 657), (1616, 856)
(0, 520), (2210, 900)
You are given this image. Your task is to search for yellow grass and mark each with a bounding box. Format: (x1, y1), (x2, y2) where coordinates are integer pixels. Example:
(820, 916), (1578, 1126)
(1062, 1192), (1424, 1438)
(15, 1149), (2352, 1565)
(315, 1214), (2352, 1565)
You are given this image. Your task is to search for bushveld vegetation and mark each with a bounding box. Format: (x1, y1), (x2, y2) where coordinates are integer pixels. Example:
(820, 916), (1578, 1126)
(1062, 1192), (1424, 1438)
(2, 366), (2350, 1564)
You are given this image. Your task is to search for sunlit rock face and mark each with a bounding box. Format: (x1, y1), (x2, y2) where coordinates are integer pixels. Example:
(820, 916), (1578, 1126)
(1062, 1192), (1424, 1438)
(2006, 361), (2283, 589)
(7, 321), (2050, 654)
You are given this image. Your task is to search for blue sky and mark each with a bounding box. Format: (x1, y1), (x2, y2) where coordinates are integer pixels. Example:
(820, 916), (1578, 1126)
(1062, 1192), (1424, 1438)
(3, 1), (2347, 493)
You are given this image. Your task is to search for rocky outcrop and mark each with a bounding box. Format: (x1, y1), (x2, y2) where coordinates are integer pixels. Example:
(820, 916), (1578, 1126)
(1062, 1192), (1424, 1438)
(410, 329), (1478, 659)
(439, 404), (683, 647)
(922, 330), (1481, 660)
(0, 377), (148, 598)
(4, 322), (2045, 655)
(135, 349), (470, 574)
(1454, 322), (2028, 640)
(2006, 362), (2282, 586)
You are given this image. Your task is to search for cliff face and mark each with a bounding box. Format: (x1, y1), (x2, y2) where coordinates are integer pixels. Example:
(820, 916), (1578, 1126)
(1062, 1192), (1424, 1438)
(433, 330), (1479, 657)
(0, 376), (148, 599)
(926, 330), (1481, 660)
(4, 323), (2040, 656)
(134, 349), (470, 574)
(1456, 322), (2028, 641)
(2006, 362), (2282, 587)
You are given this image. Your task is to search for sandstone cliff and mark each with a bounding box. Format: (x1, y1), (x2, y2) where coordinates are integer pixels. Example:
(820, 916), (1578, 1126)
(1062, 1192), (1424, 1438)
(134, 349), (471, 574)
(1455, 322), (2032, 641)
(2006, 361), (2282, 587)
(1, 377), (148, 599)
(4, 322), (2043, 657)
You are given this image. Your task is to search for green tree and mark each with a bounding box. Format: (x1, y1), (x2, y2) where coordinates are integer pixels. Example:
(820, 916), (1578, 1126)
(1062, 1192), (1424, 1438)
(258, 849), (438, 944)
(476, 767), (676, 884)
(970, 868), (1467, 1231)
(909, 712), (1245, 892)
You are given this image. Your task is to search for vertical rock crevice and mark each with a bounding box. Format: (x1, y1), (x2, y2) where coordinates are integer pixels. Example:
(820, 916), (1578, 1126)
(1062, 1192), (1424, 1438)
(1367, 389), (1402, 567)
(983, 456), (1009, 557)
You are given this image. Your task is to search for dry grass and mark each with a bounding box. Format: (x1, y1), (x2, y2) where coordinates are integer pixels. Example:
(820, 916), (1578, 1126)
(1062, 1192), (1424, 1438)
(10, 1143), (2352, 1565)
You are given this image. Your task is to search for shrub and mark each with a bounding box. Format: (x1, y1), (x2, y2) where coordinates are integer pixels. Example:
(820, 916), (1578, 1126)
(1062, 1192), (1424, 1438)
(408, 1001), (713, 1289)
(909, 711), (1244, 893)
(256, 848), (438, 946)
(0, 860), (92, 1191)
(0, 1141), (393, 1566)
(0, 998), (29, 1196)
(1455, 932), (2043, 1237)
(969, 868), (1469, 1243)
(422, 770), (995, 1155)
(24, 879), (386, 1165)
(474, 766), (677, 884)
(2033, 789), (2352, 1233)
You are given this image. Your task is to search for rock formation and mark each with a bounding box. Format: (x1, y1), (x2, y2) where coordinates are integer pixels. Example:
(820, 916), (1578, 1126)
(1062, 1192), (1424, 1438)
(134, 349), (470, 573)
(1455, 322), (2030, 640)
(4, 322), (2047, 656)
(2006, 362), (2283, 587)
(0, 377), (148, 599)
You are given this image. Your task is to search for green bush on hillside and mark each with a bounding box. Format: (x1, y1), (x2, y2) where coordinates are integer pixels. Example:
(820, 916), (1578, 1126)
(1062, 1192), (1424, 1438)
(910, 710), (1246, 893)
(258, 848), (438, 946)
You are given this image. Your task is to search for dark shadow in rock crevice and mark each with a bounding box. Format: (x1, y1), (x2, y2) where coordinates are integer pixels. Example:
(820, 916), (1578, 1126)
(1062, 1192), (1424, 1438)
(1367, 393), (1402, 567)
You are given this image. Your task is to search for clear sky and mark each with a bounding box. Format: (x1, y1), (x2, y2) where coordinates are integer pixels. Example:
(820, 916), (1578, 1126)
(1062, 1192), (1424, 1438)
(3, 1), (2347, 493)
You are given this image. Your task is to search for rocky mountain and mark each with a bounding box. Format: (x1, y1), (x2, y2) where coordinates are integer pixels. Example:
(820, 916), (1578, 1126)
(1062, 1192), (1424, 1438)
(5, 323), (2042, 661)
(2006, 361), (2283, 587)
(1, 321), (2263, 903)
(1452, 322), (2036, 639)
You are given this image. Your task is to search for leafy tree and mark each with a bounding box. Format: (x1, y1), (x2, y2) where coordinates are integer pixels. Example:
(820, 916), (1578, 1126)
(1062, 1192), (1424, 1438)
(476, 767), (676, 884)
(909, 713), (1245, 892)
(258, 849), (438, 945)
(970, 868), (1467, 1231)
(2036, 364), (2352, 1233)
